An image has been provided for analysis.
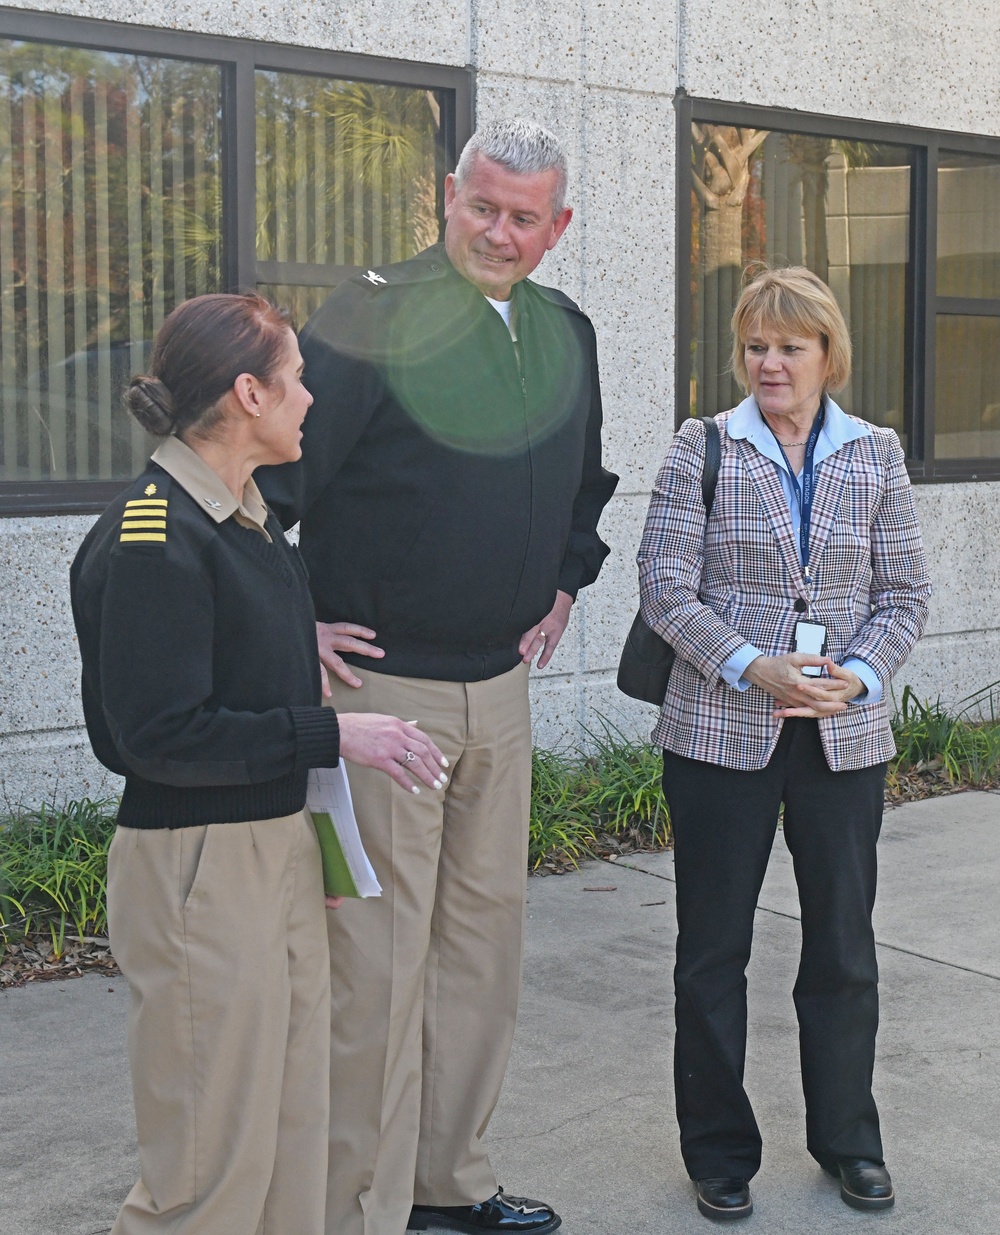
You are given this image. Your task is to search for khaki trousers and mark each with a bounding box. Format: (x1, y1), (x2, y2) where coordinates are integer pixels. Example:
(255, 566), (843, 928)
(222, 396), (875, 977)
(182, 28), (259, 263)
(107, 811), (331, 1235)
(325, 664), (532, 1235)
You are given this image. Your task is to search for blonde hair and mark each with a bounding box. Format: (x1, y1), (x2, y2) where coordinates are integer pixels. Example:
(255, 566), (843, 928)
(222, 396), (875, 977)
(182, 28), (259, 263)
(730, 266), (852, 394)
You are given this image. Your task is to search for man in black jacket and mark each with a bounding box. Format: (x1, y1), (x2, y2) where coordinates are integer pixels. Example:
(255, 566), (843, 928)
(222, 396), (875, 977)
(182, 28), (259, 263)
(260, 118), (618, 1235)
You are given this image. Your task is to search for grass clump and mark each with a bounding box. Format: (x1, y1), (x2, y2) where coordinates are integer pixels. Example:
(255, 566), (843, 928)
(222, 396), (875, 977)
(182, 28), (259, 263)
(0, 798), (117, 963)
(529, 746), (599, 868)
(529, 722), (669, 870)
(890, 682), (1000, 792)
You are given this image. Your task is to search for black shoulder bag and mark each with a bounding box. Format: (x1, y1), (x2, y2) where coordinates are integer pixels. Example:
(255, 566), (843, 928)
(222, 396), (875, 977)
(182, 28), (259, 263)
(616, 416), (722, 706)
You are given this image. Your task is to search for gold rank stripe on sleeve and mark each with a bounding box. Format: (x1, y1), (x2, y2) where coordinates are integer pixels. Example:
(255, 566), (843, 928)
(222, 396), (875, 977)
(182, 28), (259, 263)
(120, 497), (168, 543)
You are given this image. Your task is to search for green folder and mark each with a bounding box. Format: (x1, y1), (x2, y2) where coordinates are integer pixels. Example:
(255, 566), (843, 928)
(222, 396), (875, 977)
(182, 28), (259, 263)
(307, 765), (381, 899)
(311, 809), (366, 898)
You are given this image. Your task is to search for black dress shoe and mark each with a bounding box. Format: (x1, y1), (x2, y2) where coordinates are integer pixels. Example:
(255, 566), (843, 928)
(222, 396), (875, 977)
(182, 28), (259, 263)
(695, 1178), (753, 1221)
(407, 1187), (561, 1233)
(826, 1158), (895, 1210)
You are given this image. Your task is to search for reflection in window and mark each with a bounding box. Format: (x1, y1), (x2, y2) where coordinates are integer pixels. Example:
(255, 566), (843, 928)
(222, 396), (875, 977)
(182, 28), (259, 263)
(690, 126), (911, 442)
(937, 150), (1000, 300)
(0, 41), (222, 483)
(255, 74), (443, 272)
(935, 315), (1000, 458)
(257, 283), (335, 331)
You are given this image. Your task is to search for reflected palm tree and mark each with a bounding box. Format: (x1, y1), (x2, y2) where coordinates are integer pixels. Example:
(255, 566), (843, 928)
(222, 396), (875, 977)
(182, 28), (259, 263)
(255, 75), (441, 267)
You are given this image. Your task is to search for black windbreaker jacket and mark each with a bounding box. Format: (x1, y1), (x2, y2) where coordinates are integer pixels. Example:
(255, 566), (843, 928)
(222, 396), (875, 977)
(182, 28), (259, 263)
(259, 245), (619, 682)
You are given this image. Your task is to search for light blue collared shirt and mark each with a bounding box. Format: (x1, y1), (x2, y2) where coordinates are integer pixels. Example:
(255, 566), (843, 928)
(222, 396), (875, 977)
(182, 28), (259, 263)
(719, 396), (881, 705)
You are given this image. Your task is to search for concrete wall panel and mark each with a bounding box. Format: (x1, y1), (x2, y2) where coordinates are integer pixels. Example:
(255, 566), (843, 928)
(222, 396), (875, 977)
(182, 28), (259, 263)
(2, 0), (469, 66)
(0, 730), (119, 813)
(0, 516), (93, 737)
(582, 671), (659, 743)
(581, 0), (674, 95)
(577, 87), (676, 497)
(889, 630), (1000, 716)
(528, 673), (580, 751)
(912, 484), (1000, 640)
(679, 0), (1000, 136)
(473, 0), (579, 83)
(577, 494), (645, 675)
(473, 0), (675, 91)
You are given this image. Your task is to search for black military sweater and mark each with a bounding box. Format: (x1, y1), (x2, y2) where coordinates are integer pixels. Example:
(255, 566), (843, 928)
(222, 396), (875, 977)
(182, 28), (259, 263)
(70, 458), (340, 829)
(258, 244), (619, 682)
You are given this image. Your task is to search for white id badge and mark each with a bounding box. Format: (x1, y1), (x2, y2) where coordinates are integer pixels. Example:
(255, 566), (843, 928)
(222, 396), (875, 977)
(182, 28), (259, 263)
(794, 620), (827, 676)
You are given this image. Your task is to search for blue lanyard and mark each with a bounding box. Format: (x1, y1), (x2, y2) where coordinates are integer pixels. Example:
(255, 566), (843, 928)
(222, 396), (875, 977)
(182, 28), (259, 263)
(768, 404), (825, 581)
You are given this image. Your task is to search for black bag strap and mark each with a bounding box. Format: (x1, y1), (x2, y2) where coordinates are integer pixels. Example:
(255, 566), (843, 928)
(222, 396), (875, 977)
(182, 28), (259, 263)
(696, 415), (722, 514)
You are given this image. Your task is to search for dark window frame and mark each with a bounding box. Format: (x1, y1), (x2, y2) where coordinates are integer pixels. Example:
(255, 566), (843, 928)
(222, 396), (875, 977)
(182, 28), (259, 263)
(0, 6), (474, 516)
(675, 91), (1000, 484)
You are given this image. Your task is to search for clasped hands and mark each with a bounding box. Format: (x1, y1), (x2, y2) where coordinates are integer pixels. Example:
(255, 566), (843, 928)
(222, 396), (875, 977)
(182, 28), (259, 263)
(743, 653), (865, 718)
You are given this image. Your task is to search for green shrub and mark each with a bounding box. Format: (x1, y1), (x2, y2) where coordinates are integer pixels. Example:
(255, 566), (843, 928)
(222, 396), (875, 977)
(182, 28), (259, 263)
(583, 723), (668, 848)
(4, 686), (1000, 962)
(891, 682), (1000, 786)
(529, 746), (599, 868)
(529, 721), (669, 868)
(0, 798), (117, 961)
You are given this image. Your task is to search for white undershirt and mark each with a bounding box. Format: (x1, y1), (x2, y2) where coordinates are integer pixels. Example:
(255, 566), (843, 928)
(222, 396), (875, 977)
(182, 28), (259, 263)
(484, 295), (517, 340)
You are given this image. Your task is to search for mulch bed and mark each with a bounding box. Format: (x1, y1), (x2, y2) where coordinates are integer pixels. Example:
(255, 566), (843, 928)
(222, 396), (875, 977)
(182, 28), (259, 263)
(0, 936), (119, 990)
(886, 761), (999, 802)
(3, 768), (994, 987)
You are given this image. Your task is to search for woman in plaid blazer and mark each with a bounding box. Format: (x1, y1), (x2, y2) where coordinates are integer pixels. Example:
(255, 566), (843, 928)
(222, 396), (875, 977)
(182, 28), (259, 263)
(638, 268), (931, 1223)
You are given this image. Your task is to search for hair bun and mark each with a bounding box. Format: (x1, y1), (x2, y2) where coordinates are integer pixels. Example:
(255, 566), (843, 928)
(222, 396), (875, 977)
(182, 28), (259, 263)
(125, 376), (176, 436)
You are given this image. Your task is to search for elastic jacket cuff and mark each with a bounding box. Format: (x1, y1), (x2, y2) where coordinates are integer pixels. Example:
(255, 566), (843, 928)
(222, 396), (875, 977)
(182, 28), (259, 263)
(290, 706), (341, 771)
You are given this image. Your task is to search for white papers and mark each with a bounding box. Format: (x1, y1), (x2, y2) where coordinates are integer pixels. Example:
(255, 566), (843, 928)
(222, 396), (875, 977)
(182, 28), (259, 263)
(306, 764), (382, 899)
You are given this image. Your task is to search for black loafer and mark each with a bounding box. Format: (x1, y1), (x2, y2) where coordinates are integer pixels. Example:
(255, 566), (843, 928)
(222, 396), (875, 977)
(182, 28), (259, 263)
(695, 1178), (753, 1221)
(407, 1187), (561, 1233)
(826, 1158), (895, 1210)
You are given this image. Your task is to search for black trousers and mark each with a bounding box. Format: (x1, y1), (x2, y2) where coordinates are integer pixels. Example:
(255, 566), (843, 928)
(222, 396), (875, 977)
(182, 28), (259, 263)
(661, 719), (887, 1181)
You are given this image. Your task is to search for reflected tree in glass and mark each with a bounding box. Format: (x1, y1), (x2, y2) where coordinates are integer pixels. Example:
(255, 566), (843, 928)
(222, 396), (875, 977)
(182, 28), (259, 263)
(689, 122), (910, 443)
(255, 73), (442, 272)
(0, 40), (222, 483)
(935, 150), (1000, 457)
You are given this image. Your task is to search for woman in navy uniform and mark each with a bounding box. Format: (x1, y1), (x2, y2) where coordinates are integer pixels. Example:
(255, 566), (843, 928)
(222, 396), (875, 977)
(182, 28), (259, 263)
(71, 292), (448, 1235)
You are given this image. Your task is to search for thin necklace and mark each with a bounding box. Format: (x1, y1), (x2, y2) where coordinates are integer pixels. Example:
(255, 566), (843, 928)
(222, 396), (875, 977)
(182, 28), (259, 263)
(777, 438), (808, 446)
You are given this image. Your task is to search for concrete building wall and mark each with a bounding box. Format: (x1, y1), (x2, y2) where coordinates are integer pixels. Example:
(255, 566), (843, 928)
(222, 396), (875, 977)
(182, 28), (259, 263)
(2, 0), (998, 807)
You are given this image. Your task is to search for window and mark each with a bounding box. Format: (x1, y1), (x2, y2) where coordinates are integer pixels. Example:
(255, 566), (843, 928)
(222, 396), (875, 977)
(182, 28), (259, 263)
(935, 150), (1000, 461)
(677, 96), (1000, 481)
(0, 9), (471, 514)
(0, 44), (223, 495)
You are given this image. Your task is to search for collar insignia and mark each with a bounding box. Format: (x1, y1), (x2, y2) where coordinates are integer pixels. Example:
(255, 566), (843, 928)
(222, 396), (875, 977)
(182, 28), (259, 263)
(204, 497), (222, 510)
(363, 269), (387, 285)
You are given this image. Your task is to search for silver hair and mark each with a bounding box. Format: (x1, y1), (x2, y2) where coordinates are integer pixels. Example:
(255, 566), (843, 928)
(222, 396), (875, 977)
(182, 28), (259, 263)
(453, 118), (569, 215)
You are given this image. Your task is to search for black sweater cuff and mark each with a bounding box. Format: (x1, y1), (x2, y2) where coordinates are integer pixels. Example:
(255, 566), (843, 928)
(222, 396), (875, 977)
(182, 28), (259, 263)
(290, 706), (341, 771)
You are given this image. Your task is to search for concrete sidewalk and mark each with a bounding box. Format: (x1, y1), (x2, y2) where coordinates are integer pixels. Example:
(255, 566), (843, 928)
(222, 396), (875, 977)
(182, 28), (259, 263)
(2, 792), (999, 1234)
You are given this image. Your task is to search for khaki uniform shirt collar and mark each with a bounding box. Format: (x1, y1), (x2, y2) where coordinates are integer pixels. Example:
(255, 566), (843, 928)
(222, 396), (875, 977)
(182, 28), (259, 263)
(150, 436), (272, 541)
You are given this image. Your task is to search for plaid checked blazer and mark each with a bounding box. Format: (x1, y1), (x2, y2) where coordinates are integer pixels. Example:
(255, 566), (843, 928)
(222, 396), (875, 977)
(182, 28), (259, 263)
(637, 405), (931, 771)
